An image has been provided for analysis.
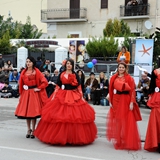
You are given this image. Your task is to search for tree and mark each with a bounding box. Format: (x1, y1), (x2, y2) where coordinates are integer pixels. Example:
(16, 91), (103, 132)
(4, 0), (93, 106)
(121, 36), (131, 50)
(86, 36), (118, 60)
(0, 16), (43, 54)
(103, 19), (113, 37)
(120, 20), (131, 36)
(0, 16), (42, 40)
(19, 16), (42, 39)
(0, 16), (22, 39)
(86, 37), (104, 57)
(112, 19), (121, 37)
(145, 27), (160, 66)
(103, 18), (131, 37)
(0, 30), (11, 54)
(105, 35), (118, 57)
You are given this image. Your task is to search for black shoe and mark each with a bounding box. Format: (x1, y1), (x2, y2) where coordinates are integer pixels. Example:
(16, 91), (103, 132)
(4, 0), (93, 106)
(96, 101), (100, 105)
(93, 101), (96, 105)
(158, 143), (160, 153)
(30, 131), (35, 139)
(26, 129), (32, 138)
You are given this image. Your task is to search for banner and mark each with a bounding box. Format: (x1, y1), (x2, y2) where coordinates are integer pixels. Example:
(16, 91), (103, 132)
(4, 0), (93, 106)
(76, 40), (86, 68)
(134, 39), (154, 66)
(134, 39), (154, 84)
(69, 40), (86, 69)
(69, 40), (76, 62)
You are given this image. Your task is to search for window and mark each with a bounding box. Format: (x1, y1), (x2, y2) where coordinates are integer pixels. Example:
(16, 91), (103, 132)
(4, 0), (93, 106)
(68, 31), (82, 38)
(131, 32), (140, 37)
(70, 0), (80, 18)
(101, 0), (108, 9)
(70, 34), (79, 38)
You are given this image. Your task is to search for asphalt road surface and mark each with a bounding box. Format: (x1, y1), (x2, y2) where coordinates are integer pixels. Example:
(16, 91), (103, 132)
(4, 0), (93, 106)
(0, 98), (160, 160)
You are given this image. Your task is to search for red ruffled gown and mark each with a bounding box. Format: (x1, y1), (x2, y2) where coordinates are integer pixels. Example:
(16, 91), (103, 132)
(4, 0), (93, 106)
(15, 69), (48, 119)
(34, 72), (97, 145)
(106, 73), (141, 150)
(144, 70), (160, 151)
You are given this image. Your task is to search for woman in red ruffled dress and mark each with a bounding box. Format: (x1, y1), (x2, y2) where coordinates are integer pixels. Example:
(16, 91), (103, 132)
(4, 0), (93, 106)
(34, 59), (97, 145)
(144, 68), (160, 152)
(106, 62), (142, 150)
(15, 56), (48, 139)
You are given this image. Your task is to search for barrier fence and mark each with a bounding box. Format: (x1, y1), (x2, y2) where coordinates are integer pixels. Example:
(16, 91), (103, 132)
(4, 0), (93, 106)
(14, 62), (144, 84)
(50, 62), (143, 83)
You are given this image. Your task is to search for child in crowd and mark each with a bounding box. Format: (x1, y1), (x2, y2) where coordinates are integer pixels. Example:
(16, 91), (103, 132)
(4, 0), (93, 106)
(0, 81), (13, 98)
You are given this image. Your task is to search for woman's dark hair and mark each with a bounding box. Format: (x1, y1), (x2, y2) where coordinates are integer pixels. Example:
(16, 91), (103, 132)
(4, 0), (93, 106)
(157, 56), (160, 68)
(57, 59), (80, 87)
(148, 69), (156, 94)
(45, 69), (50, 73)
(64, 59), (74, 72)
(77, 69), (85, 80)
(4, 81), (9, 85)
(121, 46), (127, 52)
(19, 67), (25, 73)
(37, 57), (41, 61)
(26, 56), (36, 68)
(7, 60), (11, 65)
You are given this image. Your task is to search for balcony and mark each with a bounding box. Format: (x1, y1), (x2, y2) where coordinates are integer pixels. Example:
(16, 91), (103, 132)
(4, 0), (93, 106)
(120, 4), (150, 19)
(41, 8), (87, 23)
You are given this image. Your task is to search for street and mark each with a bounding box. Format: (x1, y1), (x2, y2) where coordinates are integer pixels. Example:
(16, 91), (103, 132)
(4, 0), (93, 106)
(0, 98), (160, 160)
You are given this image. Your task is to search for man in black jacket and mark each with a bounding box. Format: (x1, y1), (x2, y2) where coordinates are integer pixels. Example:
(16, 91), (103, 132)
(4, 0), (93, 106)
(44, 69), (59, 97)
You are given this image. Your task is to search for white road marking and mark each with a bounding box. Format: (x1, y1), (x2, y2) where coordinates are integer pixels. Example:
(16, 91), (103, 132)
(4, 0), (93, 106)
(0, 146), (105, 160)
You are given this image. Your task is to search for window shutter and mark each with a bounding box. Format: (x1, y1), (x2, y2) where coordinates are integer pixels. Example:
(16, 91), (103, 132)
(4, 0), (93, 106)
(101, 0), (108, 8)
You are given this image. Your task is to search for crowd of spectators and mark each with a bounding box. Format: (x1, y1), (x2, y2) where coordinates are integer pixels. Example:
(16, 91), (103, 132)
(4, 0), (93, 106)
(0, 55), (58, 99)
(125, 0), (145, 16)
(0, 53), (151, 108)
(0, 54), (110, 106)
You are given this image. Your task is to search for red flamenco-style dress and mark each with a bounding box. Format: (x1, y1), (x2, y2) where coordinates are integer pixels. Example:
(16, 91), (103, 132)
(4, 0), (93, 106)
(34, 71), (97, 145)
(15, 68), (48, 119)
(144, 69), (160, 152)
(106, 73), (142, 150)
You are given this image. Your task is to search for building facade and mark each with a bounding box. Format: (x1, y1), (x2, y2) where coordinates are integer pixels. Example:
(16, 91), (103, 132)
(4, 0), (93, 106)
(41, 0), (160, 38)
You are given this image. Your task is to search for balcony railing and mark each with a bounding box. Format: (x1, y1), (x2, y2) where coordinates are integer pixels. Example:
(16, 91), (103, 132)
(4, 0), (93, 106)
(120, 4), (150, 19)
(41, 8), (87, 22)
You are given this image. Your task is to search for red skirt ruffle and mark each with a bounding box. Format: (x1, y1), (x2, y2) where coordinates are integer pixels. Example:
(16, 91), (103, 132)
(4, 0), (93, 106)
(106, 94), (141, 150)
(34, 89), (97, 145)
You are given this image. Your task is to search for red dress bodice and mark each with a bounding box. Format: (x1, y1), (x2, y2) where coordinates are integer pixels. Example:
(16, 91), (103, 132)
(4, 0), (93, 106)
(23, 72), (37, 86)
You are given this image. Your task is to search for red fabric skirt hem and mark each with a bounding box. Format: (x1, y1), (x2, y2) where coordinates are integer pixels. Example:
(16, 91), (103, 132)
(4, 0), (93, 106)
(34, 120), (97, 145)
(106, 108), (141, 150)
(144, 108), (160, 152)
(15, 90), (43, 118)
